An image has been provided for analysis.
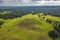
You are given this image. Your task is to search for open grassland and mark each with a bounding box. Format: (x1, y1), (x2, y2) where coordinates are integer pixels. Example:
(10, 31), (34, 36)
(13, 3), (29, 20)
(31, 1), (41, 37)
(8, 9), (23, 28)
(0, 14), (60, 40)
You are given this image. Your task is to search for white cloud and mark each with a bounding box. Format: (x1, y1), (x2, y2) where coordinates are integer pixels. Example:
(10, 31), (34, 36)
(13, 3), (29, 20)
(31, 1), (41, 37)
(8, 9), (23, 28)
(0, 0), (60, 6)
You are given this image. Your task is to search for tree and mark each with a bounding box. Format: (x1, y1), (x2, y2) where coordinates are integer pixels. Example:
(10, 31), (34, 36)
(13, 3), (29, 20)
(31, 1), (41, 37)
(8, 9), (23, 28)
(48, 30), (58, 40)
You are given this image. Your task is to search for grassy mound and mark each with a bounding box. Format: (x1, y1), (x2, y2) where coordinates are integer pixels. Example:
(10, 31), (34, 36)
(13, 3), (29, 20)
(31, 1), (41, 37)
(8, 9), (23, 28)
(0, 14), (60, 40)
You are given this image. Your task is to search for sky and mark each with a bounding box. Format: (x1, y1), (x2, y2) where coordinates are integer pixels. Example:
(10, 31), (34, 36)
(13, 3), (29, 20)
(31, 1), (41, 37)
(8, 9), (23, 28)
(0, 0), (60, 6)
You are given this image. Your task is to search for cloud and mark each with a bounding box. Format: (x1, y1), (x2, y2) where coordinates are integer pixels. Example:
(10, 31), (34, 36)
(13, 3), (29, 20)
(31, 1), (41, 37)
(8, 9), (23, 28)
(0, 0), (60, 6)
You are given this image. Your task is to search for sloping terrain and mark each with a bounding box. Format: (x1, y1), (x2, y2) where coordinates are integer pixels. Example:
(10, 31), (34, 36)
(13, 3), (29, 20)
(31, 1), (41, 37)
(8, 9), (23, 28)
(0, 14), (60, 40)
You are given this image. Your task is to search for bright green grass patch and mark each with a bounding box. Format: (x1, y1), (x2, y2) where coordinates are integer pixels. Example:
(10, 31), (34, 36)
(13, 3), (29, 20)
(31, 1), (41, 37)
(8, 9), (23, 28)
(46, 15), (60, 22)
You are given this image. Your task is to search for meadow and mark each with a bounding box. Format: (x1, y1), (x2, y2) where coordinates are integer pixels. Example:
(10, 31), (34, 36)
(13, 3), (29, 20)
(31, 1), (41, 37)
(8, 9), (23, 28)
(0, 11), (60, 40)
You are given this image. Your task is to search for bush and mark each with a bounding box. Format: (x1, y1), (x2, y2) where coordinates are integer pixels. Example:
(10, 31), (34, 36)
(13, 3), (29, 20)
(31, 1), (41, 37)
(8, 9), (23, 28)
(48, 30), (58, 40)
(46, 19), (52, 24)
(0, 21), (4, 25)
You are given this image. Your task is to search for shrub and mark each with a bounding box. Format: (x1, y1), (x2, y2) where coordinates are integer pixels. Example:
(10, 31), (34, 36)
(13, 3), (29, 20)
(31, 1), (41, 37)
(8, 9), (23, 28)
(0, 21), (4, 25)
(48, 30), (58, 40)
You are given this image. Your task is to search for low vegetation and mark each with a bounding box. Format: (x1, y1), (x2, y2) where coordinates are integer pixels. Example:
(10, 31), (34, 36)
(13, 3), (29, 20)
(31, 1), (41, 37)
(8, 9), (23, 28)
(0, 12), (60, 40)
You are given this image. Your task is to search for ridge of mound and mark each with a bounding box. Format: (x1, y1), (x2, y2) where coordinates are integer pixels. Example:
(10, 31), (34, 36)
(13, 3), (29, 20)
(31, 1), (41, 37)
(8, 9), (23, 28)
(18, 19), (40, 31)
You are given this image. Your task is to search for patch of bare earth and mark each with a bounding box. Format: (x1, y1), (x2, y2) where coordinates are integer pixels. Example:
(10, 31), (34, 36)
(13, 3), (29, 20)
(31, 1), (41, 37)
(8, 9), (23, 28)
(18, 19), (40, 31)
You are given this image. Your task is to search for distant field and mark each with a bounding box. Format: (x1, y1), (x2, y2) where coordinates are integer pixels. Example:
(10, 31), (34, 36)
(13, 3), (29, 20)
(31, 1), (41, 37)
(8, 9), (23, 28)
(0, 13), (60, 40)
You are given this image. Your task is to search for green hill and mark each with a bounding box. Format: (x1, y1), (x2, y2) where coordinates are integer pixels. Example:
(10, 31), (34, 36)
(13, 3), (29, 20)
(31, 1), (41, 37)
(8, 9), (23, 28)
(0, 14), (60, 40)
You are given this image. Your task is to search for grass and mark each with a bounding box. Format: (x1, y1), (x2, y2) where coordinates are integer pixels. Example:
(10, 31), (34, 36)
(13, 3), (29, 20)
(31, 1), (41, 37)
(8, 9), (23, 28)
(0, 14), (60, 40)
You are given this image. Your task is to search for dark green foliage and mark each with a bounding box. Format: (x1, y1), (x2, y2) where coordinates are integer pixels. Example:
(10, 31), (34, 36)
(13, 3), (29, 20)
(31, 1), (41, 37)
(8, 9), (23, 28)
(0, 11), (34, 19)
(43, 16), (45, 19)
(0, 21), (4, 25)
(37, 13), (40, 17)
(53, 21), (60, 33)
(0, 21), (4, 28)
(0, 25), (1, 28)
(54, 25), (60, 33)
(48, 30), (58, 40)
(0, 13), (22, 19)
(46, 19), (60, 39)
(46, 19), (52, 24)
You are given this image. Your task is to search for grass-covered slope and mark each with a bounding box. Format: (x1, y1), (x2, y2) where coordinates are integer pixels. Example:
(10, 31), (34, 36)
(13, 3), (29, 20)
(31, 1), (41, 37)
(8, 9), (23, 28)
(0, 14), (60, 40)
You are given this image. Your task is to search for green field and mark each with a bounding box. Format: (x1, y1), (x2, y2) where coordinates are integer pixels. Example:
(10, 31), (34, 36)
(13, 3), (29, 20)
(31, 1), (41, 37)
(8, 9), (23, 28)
(0, 13), (60, 40)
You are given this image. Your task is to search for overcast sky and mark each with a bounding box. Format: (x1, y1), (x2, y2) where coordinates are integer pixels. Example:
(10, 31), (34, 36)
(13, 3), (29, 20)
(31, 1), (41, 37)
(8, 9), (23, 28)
(0, 0), (60, 6)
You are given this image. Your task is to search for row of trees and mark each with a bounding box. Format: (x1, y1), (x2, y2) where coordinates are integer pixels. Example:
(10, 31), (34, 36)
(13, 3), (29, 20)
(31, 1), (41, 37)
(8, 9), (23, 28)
(0, 11), (25, 19)
(0, 11), (36, 19)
